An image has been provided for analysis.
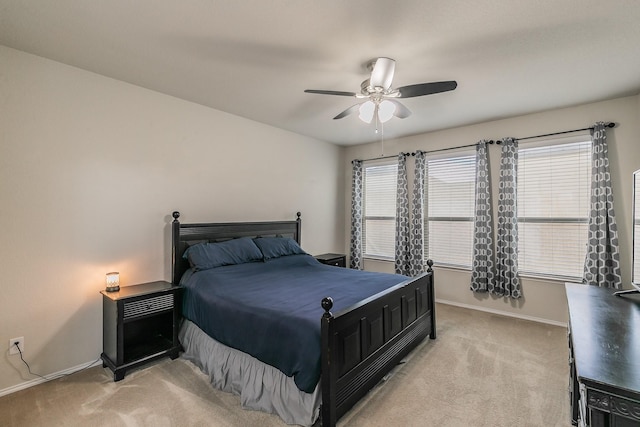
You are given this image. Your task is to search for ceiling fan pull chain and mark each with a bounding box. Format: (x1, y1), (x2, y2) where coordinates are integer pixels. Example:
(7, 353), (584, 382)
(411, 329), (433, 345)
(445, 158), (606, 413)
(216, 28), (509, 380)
(380, 120), (385, 156)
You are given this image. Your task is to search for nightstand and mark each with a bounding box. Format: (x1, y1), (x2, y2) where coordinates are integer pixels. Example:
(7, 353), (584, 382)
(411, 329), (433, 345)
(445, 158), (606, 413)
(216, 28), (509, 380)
(314, 253), (347, 267)
(100, 281), (183, 381)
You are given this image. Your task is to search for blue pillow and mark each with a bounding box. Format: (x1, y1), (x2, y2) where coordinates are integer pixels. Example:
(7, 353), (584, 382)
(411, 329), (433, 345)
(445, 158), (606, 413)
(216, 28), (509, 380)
(183, 237), (263, 271)
(253, 237), (307, 260)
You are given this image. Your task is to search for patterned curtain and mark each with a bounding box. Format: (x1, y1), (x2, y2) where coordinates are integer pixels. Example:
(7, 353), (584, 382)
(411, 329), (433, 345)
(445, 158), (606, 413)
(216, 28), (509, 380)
(494, 138), (521, 298)
(583, 123), (622, 288)
(349, 160), (364, 270)
(470, 141), (495, 293)
(395, 153), (411, 275)
(409, 151), (427, 276)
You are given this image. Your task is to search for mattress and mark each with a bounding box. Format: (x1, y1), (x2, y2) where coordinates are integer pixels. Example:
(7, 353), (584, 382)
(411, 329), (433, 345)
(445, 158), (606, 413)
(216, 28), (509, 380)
(180, 254), (408, 393)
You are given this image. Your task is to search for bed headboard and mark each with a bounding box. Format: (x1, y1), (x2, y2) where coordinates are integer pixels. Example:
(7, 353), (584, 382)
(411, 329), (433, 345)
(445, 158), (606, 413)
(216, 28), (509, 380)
(171, 211), (302, 284)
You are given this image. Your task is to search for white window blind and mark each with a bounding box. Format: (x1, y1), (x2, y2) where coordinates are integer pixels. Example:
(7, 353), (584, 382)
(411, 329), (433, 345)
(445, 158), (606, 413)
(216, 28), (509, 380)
(425, 151), (476, 268)
(517, 139), (592, 280)
(363, 162), (398, 259)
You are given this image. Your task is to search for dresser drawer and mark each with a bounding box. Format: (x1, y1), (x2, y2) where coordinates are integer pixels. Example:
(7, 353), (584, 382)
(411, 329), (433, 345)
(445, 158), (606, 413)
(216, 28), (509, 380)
(123, 293), (174, 319)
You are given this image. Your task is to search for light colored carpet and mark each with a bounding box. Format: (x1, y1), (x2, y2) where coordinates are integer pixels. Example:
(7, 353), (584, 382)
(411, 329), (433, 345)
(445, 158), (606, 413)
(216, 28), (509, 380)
(0, 304), (571, 427)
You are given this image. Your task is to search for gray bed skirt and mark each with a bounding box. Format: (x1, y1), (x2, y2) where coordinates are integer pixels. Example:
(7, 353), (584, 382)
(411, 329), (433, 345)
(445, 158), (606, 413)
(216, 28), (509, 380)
(179, 319), (321, 426)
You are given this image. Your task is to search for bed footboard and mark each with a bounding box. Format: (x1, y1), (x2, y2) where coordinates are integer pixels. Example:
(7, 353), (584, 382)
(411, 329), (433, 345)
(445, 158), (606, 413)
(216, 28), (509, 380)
(320, 261), (435, 426)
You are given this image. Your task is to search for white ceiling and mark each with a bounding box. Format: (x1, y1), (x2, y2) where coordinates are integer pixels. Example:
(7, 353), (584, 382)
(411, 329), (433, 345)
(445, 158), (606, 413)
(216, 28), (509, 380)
(1, 0), (639, 146)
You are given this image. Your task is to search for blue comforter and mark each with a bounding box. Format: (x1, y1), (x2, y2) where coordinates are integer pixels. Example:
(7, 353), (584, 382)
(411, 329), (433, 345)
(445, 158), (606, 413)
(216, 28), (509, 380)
(181, 254), (408, 393)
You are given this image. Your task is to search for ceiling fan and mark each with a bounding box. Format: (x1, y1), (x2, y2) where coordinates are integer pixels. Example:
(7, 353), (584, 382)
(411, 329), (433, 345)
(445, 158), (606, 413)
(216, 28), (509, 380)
(304, 57), (457, 124)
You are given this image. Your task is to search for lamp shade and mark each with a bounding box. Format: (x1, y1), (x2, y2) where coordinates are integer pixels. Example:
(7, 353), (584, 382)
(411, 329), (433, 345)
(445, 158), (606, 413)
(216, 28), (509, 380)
(358, 101), (375, 124)
(377, 100), (396, 123)
(105, 272), (120, 292)
(358, 100), (397, 124)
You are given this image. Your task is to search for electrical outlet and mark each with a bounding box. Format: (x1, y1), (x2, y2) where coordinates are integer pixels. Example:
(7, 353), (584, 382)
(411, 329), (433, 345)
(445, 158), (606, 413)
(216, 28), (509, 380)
(9, 337), (24, 355)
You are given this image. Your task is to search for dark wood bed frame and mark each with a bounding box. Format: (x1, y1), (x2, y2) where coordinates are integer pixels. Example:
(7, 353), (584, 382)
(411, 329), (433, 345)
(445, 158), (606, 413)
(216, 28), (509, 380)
(171, 211), (436, 427)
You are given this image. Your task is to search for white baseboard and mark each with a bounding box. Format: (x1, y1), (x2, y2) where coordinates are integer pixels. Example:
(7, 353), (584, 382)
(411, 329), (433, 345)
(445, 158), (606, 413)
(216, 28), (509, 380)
(0, 358), (103, 398)
(435, 298), (568, 328)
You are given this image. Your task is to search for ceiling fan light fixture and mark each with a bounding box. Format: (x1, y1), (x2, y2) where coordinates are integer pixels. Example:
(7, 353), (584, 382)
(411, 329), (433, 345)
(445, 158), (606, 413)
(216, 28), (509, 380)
(377, 100), (396, 123)
(358, 101), (375, 124)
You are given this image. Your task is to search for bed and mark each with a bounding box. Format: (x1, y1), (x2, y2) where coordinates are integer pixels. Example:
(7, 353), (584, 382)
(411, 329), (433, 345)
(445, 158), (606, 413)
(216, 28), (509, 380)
(171, 211), (436, 426)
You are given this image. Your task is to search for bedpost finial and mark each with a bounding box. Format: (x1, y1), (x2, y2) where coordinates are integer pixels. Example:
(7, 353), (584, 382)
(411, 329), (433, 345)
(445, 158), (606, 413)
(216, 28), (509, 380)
(426, 259), (434, 273)
(296, 211), (301, 219)
(172, 211), (180, 222)
(321, 297), (333, 316)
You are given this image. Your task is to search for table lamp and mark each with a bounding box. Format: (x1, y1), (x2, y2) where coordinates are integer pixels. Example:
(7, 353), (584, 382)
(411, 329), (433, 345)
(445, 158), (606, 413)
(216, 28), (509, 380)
(105, 272), (120, 292)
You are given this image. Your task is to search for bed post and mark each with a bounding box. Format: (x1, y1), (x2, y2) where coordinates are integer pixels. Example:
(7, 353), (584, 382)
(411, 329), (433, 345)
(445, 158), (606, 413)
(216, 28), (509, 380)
(320, 297), (336, 427)
(171, 211), (181, 285)
(295, 211), (302, 245)
(426, 259), (436, 340)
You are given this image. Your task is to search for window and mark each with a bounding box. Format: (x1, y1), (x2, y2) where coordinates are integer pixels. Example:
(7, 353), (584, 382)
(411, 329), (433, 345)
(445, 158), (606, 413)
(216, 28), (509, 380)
(425, 151), (476, 268)
(363, 161), (398, 260)
(517, 138), (591, 280)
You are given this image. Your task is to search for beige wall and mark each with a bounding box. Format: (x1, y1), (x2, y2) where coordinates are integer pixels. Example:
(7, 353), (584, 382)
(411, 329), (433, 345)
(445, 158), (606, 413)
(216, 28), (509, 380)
(345, 95), (640, 325)
(0, 46), (345, 393)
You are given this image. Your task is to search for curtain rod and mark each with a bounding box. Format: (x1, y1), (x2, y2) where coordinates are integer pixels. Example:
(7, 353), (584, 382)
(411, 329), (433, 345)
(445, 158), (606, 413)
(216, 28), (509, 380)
(354, 140), (497, 163)
(353, 122), (616, 163)
(507, 121), (615, 142)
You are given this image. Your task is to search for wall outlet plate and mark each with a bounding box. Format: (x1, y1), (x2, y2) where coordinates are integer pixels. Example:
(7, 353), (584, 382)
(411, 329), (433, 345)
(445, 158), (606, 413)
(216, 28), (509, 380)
(9, 337), (24, 355)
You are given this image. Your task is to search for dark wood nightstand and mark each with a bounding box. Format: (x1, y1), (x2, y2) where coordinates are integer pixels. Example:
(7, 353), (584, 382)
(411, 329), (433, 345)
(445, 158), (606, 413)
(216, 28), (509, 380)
(314, 253), (346, 268)
(100, 281), (182, 381)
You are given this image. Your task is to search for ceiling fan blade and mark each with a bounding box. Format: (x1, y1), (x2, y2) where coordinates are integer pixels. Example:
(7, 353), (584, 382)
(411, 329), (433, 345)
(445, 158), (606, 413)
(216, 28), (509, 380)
(333, 103), (362, 120)
(304, 89), (357, 97)
(397, 81), (457, 98)
(369, 57), (395, 90)
(387, 99), (412, 119)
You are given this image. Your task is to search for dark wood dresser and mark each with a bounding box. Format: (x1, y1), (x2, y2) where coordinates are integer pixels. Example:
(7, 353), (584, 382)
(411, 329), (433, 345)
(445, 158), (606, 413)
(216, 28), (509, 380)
(565, 283), (640, 427)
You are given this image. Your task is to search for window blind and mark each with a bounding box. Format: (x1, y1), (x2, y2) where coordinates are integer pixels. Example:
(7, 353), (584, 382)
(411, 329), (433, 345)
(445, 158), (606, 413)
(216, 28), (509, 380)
(425, 151), (476, 268)
(363, 162), (398, 259)
(517, 139), (592, 280)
